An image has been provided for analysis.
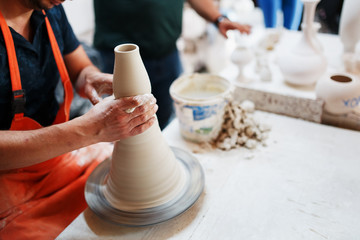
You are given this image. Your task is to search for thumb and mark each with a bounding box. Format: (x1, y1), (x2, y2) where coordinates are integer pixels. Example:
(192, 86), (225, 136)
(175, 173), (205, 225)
(88, 88), (102, 105)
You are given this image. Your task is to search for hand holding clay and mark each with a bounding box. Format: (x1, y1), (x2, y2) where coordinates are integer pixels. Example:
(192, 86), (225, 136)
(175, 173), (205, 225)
(81, 94), (158, 142)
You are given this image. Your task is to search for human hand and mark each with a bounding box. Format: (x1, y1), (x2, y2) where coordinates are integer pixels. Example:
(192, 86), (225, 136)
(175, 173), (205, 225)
(81, 94), (158, 142)
(218, 18), (252, 38)
(76, 66), (114, 104)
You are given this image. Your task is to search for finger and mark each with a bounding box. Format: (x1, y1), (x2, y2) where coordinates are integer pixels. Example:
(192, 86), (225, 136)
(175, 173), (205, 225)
(128, 116), (157, 136)
(129, 101), (158, 118)
(102, 95), (115, 101)
(115, 94), (156, 111)
(100, 73), (113, 84)
(237, 23), (251, 34)
(220, 28), (228, 38)
(126, 103), (158, 129)
(87, 88), (102, 105)
(95, 82), (113, 96)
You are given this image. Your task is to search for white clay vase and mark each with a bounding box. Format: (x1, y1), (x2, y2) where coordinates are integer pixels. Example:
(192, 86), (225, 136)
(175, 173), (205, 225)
(339, 0), (360, 54)
(103, 44), (186, 211)
(339, 0), (360, 74)
(230, 45), (254, 82)
(277, 0), (327, 86)
(315, 72), (360, 115)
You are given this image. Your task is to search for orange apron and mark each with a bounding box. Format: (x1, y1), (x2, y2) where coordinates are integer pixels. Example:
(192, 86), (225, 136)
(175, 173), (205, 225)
(0, 10), (111, 240)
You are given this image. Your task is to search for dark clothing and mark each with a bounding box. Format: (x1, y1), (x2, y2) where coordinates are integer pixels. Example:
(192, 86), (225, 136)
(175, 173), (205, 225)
(317, 0), (343, 34)
(93, 0), (185, 59)
(0, 5), (79, 130)
(142, 49), (182, 129)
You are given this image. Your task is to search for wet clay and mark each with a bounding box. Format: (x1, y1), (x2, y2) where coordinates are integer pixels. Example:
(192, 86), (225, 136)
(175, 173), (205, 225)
(103, 44), (186, 211)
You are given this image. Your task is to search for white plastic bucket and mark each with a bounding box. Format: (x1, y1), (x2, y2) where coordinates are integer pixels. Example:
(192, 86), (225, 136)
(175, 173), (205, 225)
(170, 73), (232, 142)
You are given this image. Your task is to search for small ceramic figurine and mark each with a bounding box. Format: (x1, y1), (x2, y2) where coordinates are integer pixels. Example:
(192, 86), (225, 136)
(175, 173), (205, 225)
(231, 45), (254, 83)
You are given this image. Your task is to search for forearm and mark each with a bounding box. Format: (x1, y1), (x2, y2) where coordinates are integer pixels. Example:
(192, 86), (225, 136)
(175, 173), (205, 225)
(187, 0), (221, 23)
(187, 0), (251, 38)
(0, 116), (96, 170)
(0, 93), (158, 170)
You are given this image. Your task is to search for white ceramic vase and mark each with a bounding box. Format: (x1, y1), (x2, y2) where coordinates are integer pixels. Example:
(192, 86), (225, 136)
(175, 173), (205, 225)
(103, 44), (186, 211)
(315, 73), (360, 114)
(277, 0), (327, 86)
(231, 46), (254, 82)
(339, 0), (360, 54)
(339, 0), (360, 74)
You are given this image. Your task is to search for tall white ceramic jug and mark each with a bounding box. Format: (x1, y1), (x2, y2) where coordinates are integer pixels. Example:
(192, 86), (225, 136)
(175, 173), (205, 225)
(277, 0), (327, 86)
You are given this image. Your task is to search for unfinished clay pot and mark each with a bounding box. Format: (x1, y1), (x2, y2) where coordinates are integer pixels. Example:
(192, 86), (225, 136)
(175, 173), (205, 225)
(103, 44), (186, 210)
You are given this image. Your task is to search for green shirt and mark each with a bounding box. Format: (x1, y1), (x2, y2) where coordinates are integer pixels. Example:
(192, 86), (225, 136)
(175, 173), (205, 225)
(93, 0), (185, 59)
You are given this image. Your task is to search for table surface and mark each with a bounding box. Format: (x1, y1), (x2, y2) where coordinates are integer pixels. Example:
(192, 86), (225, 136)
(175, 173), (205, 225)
(57, 110), (360, 240)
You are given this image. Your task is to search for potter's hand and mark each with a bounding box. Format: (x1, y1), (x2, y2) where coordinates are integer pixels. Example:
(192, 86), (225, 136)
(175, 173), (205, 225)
(218, 18), (251, 39)
(82, 94), (158, 142)
(76, 65), (113, 105)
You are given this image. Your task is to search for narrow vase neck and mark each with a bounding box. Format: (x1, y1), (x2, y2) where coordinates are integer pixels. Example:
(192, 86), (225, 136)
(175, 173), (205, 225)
(302, 0), (319, 29)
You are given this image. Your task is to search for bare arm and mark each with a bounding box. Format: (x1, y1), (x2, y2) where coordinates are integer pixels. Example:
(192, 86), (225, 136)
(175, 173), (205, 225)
(187, 0), (221, 23)
(0, 94), (158, 170)
(187, 0), (251, 37)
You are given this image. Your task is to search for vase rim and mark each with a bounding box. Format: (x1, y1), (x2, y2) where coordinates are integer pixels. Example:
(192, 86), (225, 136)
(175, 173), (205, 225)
(114, 43), (139, 53)
(329, 73), (354, 83)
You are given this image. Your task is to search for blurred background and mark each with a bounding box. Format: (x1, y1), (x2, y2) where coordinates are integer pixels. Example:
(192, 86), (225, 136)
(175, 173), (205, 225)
(62, 0), (344, 73)
(61, 0), (344, 117)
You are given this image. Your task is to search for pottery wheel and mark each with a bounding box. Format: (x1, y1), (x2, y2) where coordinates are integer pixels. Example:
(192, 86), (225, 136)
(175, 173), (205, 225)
(85, 146), (205, 226)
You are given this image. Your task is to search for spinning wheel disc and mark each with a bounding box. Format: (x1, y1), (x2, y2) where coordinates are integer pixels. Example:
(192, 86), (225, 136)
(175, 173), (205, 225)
(85, 147), (205, 226)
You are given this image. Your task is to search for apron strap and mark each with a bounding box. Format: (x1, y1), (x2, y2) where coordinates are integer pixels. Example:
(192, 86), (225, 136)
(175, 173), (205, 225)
(42, 10), (73, 123)
(0, 9), (74, 125)
(0, 10), (25, 121)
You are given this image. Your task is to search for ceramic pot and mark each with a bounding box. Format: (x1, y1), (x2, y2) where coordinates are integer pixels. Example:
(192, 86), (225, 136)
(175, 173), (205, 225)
(315, 73), (360, 114)
(103, 44), (186, 211)
(277, 0), (327, 86)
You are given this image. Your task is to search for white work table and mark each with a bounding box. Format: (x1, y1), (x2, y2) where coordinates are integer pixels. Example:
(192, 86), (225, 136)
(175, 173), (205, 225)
(57, 112), (360, 240)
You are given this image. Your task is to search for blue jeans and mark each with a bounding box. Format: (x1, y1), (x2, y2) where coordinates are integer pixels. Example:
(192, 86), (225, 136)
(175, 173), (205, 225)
(98, 48), (183, 130)
(258, 0), (303, 30)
